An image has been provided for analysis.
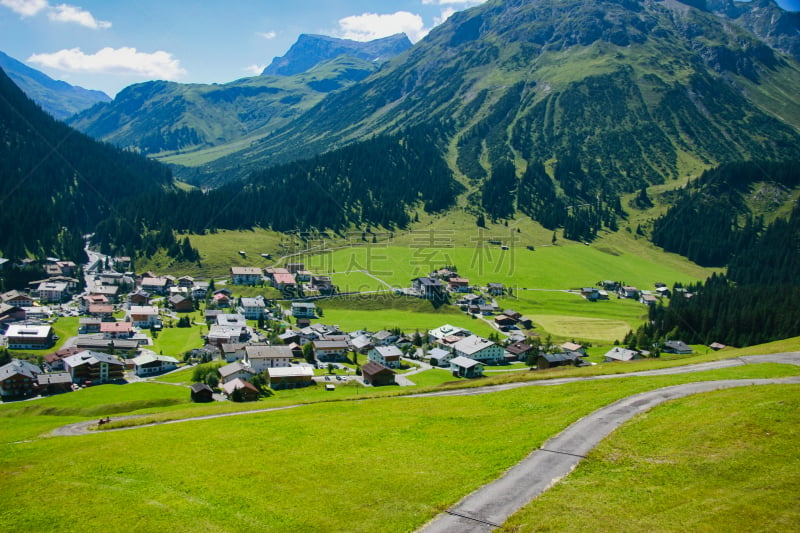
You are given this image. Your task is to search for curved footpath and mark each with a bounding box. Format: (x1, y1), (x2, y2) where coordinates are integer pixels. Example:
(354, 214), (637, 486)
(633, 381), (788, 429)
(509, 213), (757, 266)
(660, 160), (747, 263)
(48, 353), (800, 531)
(417, 352), (800, 532)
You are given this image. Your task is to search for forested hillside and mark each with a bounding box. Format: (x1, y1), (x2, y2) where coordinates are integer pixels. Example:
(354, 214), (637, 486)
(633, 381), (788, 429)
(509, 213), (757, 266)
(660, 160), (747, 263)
(0, 68), (173, 262)
(651, 160), (799, 266)
(630, 201), (800, 348)
(91, 126), (461, 257)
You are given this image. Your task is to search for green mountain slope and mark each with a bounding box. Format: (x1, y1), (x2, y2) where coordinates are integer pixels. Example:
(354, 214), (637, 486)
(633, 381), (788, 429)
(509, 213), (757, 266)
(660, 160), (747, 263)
(0, 51), (110, 120)
(0, 67), (173, 262)
(66, 56), (381, 164)
(197, 0), (800, 188)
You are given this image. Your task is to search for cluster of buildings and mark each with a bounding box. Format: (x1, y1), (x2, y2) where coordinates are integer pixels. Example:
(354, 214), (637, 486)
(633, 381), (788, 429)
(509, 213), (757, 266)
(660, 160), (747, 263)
(409, 267), (508, 303)
(0, 253), (705, 402)
(591, 281), (687, 306)
(231, 263), (335, 294)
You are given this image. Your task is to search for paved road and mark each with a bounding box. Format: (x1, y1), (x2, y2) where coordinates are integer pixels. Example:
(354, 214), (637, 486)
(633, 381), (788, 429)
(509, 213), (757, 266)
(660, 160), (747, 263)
(416, 352), (800, 532)
(395, 357), (433, 386)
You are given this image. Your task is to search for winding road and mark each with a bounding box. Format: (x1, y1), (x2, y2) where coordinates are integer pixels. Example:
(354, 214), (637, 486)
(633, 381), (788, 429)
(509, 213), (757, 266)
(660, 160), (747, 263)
(48, 352), (800, 531)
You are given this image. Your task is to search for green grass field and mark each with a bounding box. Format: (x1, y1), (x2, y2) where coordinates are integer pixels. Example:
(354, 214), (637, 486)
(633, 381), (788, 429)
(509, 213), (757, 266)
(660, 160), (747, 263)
(149, 324), (205, 357)
(501, 384), (800, 532)
(294, 241), (710, 293)
(0, 363), (796, 532)
(318, 294), (497, 338)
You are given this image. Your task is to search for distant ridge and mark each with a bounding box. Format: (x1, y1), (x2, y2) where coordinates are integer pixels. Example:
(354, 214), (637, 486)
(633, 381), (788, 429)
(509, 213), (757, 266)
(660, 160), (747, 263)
(0, 50), (110, 120)
(262, 33), (412, 76)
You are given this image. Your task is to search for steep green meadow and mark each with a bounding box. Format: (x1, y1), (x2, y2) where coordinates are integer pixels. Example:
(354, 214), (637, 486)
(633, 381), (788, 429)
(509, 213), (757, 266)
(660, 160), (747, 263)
(0, 363), (796, 532)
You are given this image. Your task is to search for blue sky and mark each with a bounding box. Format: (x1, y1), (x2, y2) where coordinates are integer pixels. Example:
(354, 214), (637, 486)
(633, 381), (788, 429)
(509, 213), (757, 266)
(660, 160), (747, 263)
(0, 0), (487, 96)
(1, 0), (798, 97)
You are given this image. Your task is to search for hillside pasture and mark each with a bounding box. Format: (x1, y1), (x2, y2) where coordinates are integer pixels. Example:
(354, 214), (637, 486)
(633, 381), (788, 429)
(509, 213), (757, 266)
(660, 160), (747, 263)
(0, 364), (796, 532)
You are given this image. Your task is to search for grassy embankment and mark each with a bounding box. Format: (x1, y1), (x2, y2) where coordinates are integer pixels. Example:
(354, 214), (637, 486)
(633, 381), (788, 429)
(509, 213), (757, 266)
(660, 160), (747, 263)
(0, 361), (797, 532)
(501, 384), (800, 532)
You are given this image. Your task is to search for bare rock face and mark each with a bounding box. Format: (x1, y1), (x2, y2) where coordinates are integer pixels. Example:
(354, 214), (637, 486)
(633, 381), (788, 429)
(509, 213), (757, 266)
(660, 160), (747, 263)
(262, 33), (413, 76)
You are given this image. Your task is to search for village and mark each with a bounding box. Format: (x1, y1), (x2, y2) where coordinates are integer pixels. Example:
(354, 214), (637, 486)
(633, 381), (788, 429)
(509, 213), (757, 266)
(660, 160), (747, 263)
(0, 254), (699, 402)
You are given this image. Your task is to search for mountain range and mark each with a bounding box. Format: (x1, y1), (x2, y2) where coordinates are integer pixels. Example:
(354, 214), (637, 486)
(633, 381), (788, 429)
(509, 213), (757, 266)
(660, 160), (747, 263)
(0, 51), (110, 120)
(63, 33), (411, 169)
(262, 33), (412, 76)
(66, 55), (383, 160)
(2, 0), (800, 262)
(61, 0), (800, 191)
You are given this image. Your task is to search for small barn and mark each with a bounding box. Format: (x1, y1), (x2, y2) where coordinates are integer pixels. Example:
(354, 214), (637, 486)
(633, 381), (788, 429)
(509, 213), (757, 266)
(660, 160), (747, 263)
(361, 361), (396, 386)
(537, 352), (582, 370)
(190, 382), (214, 403)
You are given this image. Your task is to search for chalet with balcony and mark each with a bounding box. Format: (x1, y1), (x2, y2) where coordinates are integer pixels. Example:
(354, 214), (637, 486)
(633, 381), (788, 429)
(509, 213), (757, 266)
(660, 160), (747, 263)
(452, 335), (504, 364)
(244, 345), (292, 373)
(267, 366), (314, 390)
(127, 306), (161, 329)
(4, 324), (54, 349)
(230, 267), (263, 286)
(449, 356), (484, 378)
(240, 296), (267, 320)
(132, 352), (178, 376)
(312, 340), (350, 362)
(1, 290), (34, 307)
(62, 351), (125, 384)
(100, 321), (134, 339)
(291, 302), (316, 319)
(413, 277), (445, 300)
(368, 345), (403, 369)
(37, 281), (68, 303)
(0, 359), (42, 397)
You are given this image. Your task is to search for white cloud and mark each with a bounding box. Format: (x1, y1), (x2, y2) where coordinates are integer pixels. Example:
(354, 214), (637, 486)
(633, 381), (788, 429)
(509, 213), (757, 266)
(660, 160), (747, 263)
(27, 47), (187, 79)
(48, 3), (110, 29)
(0, 0), (48, 17)
(257, 31), (276, 40)
(337, 11), (428, 43)
(434, 7), (457, 26)
(244, 64), (266, 76)
(1, 0), (109, 29)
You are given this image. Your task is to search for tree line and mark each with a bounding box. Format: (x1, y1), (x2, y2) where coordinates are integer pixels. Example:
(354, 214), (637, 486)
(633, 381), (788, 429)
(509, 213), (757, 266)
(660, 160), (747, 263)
(92, 125), (463, 254)
(652, 160), (799, 267)
(628, 201), (800, 348)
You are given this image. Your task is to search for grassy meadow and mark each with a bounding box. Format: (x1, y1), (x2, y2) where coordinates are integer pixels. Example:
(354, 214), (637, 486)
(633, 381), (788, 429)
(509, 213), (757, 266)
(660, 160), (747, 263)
(0, 363), (797, 532)
(318, 294), (497, 338)
(148, 208), (719, 341)
(129, 207), (722, 342)
(501, 384), (800, 532)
